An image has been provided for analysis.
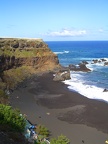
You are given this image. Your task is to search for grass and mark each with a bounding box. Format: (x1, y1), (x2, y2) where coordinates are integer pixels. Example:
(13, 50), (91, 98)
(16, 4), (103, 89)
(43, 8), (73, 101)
(0, 47), (54, 58)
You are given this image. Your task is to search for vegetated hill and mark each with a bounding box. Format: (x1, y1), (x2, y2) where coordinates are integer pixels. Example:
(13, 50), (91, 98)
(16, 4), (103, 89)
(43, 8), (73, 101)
(0, 38), (60, 91)
(0, 38), (60, 72)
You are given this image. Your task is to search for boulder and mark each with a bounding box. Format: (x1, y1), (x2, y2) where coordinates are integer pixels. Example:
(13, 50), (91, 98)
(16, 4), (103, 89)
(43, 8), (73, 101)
(53, 71), (71, 81)
(103, 88), (108, 92)
(104, 62), (108, 66)
(101, 58), (107, 62)
(92, 59), (99, 64)
(92, 58), (107, 64)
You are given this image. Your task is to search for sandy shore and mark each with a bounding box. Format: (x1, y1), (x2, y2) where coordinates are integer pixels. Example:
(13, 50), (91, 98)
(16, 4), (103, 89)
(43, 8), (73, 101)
(10, 72), (108, 144)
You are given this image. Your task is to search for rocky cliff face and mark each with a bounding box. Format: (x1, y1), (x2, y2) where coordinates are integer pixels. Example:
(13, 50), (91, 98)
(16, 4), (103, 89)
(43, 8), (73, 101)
(0, 38), (60, 72)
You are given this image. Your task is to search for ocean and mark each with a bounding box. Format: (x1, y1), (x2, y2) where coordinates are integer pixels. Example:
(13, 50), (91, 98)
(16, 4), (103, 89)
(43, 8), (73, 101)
(46, 41), (108, 103)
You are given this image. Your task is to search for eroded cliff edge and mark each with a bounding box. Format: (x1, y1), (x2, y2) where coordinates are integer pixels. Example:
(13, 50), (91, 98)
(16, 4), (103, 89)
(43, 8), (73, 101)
(0, 38), (60, 72)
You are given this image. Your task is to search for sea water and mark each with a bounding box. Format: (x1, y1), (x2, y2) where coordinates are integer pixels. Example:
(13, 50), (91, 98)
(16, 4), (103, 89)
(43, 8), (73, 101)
(46, 41), (108, 102)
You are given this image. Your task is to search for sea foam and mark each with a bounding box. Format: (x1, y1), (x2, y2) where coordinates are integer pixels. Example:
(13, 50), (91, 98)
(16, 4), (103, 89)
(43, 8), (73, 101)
(54, 50), (69, 54)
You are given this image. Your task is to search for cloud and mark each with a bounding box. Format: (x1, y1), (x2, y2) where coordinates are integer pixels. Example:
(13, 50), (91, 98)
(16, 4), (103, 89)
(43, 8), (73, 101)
(44, 29), (87, 37)
(98, 28), (104, 33)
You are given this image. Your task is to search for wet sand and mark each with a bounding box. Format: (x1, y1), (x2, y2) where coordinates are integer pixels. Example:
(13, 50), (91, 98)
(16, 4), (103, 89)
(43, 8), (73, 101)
(10, 72), (108, 144)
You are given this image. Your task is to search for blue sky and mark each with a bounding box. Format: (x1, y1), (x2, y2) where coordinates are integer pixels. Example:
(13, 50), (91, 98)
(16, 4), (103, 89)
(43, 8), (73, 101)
(0, 0), (108, 41)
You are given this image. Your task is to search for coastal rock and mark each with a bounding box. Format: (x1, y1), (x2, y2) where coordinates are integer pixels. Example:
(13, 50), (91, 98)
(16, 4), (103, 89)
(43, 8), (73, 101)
(53, 71), (71, 81)
(59, 66), (69, 72)
(69, 63), (91, 72)
(104, 62), (108, 66)
(69, 64), (77, 70)
(103, 88), (108, 92)
(101, 58), (107, 62)
(91, 58), (107, 64)
(78, 63), (91, 72)
(92, 59), (99, 64)
(82, 60), (89, 64)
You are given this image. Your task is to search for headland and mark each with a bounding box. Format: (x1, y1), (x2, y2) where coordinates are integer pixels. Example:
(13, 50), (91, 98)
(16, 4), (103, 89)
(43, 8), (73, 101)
(0, 38), (108, 144)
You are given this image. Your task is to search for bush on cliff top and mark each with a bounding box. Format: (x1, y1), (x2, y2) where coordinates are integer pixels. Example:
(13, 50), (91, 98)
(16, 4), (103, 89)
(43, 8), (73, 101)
(0, 104), (26, 132)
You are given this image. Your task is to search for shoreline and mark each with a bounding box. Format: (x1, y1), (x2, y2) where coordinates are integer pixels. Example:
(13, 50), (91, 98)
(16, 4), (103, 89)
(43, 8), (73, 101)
(10, 72), (108, 144)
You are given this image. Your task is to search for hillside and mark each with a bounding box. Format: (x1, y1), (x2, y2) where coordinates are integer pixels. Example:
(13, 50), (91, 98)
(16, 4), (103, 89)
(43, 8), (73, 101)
(0, 38), (60, 92)
(0, 38), (59, 72)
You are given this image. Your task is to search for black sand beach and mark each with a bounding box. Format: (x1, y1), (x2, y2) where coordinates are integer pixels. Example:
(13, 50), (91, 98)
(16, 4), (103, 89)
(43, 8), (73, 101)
(10, 72), (108, 144)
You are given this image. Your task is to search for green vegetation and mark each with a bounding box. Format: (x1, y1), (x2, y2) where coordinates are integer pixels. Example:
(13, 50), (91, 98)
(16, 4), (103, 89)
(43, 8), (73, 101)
(0, 89), (8, 104)
(0, 38), (53, 58)
(50, 135), (70, 144)
(34, 134), (70, 144)
(36, 124), (50, 138)
(3, 66), (31, 89)
(0, 104), (26, 132)
(0, 47), (53, 58)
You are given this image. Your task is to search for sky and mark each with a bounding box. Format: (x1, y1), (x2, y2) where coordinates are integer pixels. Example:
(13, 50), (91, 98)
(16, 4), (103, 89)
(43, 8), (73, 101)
(0, 0), (108, 41)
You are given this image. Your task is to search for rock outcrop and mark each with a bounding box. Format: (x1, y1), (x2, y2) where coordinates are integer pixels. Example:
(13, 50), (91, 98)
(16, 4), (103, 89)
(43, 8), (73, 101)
(91, 58), (108, 65)
(69, 63), (91, 72)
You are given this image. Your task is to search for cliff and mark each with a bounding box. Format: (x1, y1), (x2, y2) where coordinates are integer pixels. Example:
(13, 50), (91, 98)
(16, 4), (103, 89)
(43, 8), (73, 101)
(0, 38), (60, 91)
(0, 38), (59, 72)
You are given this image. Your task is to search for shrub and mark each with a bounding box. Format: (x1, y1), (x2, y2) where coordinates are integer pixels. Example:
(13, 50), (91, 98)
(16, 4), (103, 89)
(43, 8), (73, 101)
(0, 89), (8, 98)
(36, 125), (49, 138)
(50, 135), (70, 144)
(0, 89), (9, 104)
(0, 104), (26, 132)
(3, 66), (31, 89)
